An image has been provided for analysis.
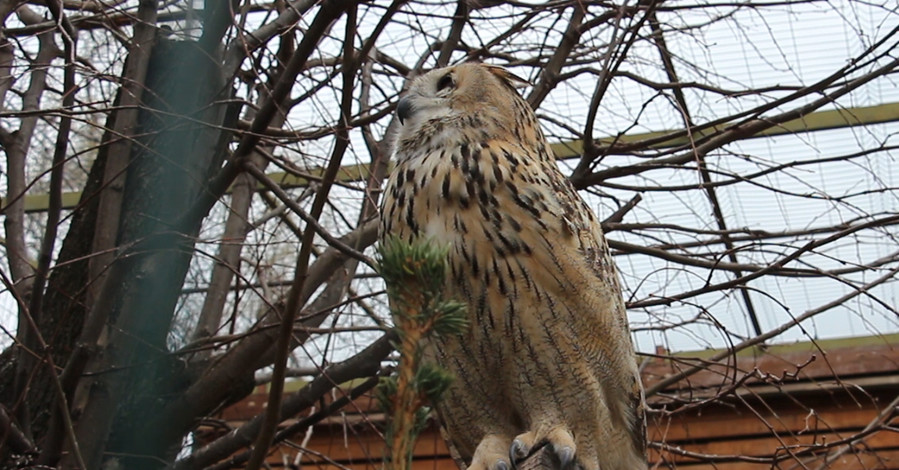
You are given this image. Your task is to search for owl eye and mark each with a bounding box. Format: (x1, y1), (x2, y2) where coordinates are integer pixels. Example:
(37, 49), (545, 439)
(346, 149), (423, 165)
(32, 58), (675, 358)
(436, 73), (454, 92)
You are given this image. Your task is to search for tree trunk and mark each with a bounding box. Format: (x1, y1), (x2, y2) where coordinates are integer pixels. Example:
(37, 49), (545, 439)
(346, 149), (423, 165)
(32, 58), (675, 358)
(59, 37), (231, 470)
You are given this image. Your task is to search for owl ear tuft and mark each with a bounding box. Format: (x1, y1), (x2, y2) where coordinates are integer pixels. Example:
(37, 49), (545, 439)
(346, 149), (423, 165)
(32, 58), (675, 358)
(483, 64), (531, 89)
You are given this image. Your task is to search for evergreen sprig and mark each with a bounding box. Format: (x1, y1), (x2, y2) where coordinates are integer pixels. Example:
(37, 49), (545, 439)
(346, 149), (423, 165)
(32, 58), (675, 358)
(376, 237), (467, 470)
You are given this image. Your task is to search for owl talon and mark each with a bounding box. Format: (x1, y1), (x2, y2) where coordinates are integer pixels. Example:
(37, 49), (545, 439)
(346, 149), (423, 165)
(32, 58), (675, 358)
(510, 427), (577, 469)
(509, 430), (539, 465)
(544, 427), (577, 469)
(469, 434), (513, 470)
(553, 445), (575, 469)
(510, 438), (530, 462)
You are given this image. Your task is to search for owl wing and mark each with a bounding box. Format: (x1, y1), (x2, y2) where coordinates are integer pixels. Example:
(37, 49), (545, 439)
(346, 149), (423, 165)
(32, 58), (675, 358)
(539, 162), (649, 457)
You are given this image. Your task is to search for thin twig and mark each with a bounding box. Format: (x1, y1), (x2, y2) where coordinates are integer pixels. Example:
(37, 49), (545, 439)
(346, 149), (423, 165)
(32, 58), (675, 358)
(244, 4), (358, 469)
(645, 264), (899, 397)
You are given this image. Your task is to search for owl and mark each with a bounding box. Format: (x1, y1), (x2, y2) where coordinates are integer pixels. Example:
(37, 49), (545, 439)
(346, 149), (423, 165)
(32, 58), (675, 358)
(379, 63), (647, 470)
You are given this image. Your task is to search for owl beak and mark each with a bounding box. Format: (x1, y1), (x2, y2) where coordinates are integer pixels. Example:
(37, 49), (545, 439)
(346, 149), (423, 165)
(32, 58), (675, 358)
(396, 96), (414, 125)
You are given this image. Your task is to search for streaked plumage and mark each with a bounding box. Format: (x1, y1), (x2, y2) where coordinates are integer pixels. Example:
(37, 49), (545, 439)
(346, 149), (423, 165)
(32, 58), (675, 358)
(380, 63), (647, 470)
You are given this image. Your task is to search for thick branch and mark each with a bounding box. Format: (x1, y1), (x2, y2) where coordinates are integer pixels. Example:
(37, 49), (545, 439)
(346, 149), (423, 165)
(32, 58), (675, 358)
(171, 334), (392, 470)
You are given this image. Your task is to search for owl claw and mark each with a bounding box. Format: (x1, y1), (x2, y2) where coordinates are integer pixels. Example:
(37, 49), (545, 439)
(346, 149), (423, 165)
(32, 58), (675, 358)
(510, 438), (530, 462)
(553, 445), (575, 469)
(509, 430), (539, 466)
(511, 427), (578, 469)
(469, 434), (513, 470)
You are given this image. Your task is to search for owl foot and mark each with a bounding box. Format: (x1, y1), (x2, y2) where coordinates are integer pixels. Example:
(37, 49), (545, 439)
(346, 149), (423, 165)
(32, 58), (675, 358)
(468, 434), (513, 470)
(510, 427), (576, 469)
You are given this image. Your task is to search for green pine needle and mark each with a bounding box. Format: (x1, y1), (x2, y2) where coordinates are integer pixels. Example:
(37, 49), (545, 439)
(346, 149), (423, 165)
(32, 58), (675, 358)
(376, 237), (468, 470)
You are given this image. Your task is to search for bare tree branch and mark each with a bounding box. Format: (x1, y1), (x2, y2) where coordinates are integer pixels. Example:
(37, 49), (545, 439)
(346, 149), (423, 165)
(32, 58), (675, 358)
(0, 2), (895, 468)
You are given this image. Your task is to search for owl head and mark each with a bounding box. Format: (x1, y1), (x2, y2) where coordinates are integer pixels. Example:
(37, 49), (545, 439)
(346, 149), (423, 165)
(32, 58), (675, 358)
(394, 63), (531, 146)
